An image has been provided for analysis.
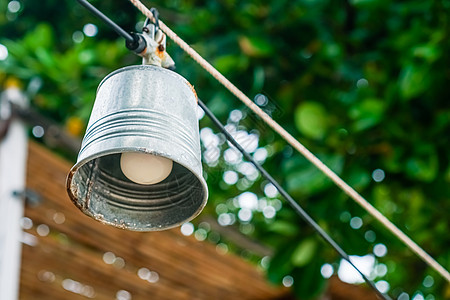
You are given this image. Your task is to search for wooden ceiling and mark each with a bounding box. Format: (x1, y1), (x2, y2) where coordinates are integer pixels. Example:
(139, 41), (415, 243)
(20, 142), (290, 300)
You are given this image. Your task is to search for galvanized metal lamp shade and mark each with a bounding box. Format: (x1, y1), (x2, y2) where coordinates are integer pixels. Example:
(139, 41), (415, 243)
(66, 65), (208, 231)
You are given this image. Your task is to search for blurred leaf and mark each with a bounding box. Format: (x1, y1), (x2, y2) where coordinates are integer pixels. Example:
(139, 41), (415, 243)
(268, 220), (300, 236)
(349, 98), (386, 131)
(251, 65), (265, 92)
(322, 43), (342, 60)
(214, 55), (236, 74)
(412, 44), (441, 63)
(286, 153), (344, 195)
(2, 39), (27, 58)
(238, 36), (274, 57)
(214, 54), (248, 74)
(34, 47), (55, 69)
(405, 152), (438, 182)
(24, 24), (53, 49)
(294, 101), (328, 139)
(78, 49), (96, 65)
(291, 238), (317, 267)
(282, 155), (309, 174)
(207, 92), (232, 117)
(399, 64), (430, 100)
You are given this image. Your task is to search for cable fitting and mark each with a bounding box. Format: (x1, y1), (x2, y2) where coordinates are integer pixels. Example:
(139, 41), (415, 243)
(125, 32), (147, 54)
(139, 9), (175, 69)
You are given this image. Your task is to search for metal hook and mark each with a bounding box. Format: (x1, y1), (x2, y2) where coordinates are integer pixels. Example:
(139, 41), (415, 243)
(150, 8), (159, 31)
(143, 8), (159, 33)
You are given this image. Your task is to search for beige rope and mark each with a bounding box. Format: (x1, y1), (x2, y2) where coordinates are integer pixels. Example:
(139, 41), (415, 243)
(129, 0), (450, 283)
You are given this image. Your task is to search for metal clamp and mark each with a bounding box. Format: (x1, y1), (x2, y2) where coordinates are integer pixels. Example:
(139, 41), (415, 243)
(139, 8), (175, 69)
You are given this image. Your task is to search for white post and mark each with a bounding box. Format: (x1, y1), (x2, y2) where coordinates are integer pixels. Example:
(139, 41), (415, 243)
(0, 83), (28, 300)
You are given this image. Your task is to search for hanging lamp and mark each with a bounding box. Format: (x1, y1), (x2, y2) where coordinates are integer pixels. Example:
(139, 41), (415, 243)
(66, 12), (208, 231)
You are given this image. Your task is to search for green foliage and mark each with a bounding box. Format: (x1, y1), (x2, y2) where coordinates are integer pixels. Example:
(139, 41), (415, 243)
(1, 0), (449, 299)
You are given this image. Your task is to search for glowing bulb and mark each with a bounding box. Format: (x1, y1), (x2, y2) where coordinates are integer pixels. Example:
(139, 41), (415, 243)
(120, 152), (173, 185)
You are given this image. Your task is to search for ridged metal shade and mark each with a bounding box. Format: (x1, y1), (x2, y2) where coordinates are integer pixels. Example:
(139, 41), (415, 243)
(66, 65), (208, 231)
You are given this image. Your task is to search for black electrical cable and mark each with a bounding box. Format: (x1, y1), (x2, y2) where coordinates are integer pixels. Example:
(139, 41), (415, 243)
(76, 0), (134, 42)
(75, 0), (146, 53)
(198, 99), (391, 300)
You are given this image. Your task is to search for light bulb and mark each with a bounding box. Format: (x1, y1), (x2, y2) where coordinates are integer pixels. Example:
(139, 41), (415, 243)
(120, 152), (173, 185)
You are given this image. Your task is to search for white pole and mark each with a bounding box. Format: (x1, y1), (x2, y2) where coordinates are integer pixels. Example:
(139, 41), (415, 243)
(0, 83), (28, 300)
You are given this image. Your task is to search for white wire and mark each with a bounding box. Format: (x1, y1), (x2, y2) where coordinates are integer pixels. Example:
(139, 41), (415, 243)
(128, 0), (450, 283)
